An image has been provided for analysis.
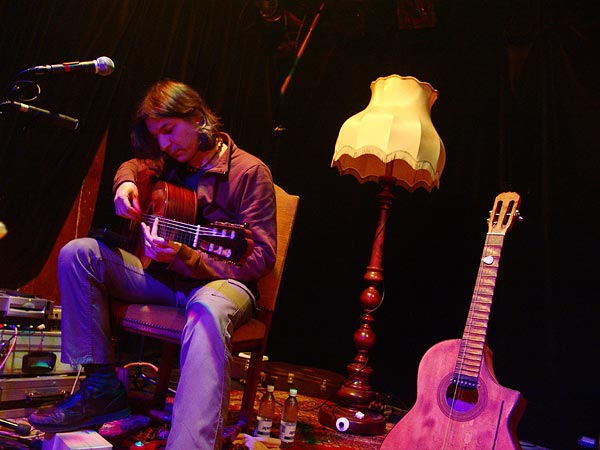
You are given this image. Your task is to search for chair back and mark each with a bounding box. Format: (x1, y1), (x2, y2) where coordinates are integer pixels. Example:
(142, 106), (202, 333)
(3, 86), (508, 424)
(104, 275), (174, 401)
(255, 184), (299, 318)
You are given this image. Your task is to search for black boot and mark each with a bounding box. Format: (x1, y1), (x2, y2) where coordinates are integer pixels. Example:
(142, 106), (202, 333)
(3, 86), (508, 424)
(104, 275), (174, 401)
(28, 365), (130, 432)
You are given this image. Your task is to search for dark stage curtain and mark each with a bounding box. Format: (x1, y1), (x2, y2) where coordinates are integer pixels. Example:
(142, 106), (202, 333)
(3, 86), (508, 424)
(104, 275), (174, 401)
(0, 0), (277, 287)
(0, 1), (598, 449)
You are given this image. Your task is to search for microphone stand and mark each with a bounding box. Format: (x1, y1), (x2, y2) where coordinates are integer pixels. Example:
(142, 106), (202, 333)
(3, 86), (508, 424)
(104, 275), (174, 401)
(0, 74), (79, 130)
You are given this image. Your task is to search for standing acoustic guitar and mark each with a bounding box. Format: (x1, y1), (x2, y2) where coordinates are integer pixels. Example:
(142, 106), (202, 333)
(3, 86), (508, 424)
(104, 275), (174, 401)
(380, 192), (526, 450)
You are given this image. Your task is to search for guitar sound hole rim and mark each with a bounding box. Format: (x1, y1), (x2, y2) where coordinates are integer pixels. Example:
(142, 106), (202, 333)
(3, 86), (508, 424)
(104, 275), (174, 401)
(437, 373), (487, 422)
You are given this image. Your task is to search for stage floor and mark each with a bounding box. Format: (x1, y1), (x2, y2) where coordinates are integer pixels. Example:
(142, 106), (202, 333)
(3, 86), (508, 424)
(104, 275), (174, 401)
(0, 366), (555, 450)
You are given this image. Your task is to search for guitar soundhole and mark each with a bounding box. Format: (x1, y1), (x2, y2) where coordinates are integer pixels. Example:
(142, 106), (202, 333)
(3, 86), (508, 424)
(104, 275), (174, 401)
(437, 374), (487, 421)
(445, 383), (478, 412)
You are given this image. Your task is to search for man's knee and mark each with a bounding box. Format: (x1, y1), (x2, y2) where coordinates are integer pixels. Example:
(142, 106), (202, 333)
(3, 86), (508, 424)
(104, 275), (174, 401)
(59, 237), (99, 266)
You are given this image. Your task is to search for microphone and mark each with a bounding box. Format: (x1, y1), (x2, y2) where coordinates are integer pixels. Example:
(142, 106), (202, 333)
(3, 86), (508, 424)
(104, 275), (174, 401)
(20, 56), (115, 78)
(0, 417), (31, 436)
(0, 101), (79, 130)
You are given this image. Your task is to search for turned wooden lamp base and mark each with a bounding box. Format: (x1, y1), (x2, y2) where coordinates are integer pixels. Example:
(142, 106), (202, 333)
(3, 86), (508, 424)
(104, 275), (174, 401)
(318, 403), (387, 436)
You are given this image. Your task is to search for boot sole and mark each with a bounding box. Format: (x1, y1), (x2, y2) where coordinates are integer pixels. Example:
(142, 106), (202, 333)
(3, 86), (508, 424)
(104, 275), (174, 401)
(30, 407), (131, 433)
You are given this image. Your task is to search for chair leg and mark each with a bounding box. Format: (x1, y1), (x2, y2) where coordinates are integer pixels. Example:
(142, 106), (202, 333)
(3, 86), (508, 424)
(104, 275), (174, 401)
(153, 342), (177, 407)
(238, 349), (264, 431)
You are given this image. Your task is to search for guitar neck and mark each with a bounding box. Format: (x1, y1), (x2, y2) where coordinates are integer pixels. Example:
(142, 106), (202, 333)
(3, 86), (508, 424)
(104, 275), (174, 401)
(454, 233), (505, 386)
(141, 212), (248, 263)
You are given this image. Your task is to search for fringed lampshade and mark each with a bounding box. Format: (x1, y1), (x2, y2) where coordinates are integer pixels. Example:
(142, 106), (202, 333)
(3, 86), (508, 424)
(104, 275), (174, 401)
(332, 74), (445, 191)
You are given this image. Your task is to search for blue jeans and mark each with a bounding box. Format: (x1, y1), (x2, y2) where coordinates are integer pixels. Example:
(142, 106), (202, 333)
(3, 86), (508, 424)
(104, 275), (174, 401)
(58, 237), (254, 450)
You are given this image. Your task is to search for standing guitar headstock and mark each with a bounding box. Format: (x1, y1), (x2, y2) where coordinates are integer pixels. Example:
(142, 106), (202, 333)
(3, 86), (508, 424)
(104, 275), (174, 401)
(487, 192), (522, 235)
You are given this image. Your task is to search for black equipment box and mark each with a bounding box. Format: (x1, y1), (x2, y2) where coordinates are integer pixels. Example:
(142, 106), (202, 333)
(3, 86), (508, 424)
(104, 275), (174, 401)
(1, 330), (74, 375)
(0, 326), (80, 419)
(0, 289), (54, 321)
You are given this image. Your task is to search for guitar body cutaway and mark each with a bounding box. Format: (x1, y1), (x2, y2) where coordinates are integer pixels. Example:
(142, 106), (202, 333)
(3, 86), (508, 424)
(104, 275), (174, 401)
(381, 339), (526, 450)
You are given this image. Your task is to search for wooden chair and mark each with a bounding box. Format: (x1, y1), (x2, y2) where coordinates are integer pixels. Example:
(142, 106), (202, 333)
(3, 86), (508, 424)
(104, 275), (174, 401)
(110, 184), (299, 431)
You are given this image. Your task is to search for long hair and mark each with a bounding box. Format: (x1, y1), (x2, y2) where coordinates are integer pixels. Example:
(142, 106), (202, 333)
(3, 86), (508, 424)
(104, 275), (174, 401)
(131, 79), (222, 157)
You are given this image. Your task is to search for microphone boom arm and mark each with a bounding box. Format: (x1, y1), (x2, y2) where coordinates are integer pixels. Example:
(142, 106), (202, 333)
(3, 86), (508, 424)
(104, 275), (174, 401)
(0, 101), (79, 130)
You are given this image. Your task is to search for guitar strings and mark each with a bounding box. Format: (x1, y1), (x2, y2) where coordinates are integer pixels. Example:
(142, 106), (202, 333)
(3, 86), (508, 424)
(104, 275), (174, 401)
(141, 213), (236, 237)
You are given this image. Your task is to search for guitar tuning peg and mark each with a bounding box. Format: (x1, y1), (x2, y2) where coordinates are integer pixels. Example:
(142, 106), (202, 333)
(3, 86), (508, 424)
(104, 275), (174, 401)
(515, 210), (524, 222)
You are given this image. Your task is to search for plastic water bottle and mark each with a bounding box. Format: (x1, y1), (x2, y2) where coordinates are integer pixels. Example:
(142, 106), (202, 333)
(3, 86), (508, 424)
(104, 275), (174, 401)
(255, 385), (276, 438)
(279, 388), (299, 447)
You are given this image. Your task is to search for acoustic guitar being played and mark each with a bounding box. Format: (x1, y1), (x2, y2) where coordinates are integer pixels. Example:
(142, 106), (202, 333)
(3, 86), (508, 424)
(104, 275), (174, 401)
(380, 192), (526, 450)
(133, 180), (252, 267)
(91, 179), (252, 265)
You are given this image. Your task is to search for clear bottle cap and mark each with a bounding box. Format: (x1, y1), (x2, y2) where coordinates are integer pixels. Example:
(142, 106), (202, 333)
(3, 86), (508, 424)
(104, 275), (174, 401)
(267, 385), (275, 392)
(289, 388), (298, 396)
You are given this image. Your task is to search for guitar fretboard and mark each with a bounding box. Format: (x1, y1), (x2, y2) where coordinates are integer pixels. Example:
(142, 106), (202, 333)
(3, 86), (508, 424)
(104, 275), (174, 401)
(453, 233), (505, 387)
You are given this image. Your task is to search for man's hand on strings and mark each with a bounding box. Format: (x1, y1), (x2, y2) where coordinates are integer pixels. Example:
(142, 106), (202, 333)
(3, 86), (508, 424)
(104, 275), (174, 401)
(141, 217), (182, 264)
(114, 181), (142, 220)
